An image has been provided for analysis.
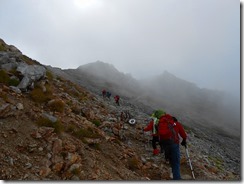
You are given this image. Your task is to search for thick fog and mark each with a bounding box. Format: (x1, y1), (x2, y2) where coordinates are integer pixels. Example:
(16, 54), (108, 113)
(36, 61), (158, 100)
(0, 0), (240, 100)
(69, 61), (240, 137)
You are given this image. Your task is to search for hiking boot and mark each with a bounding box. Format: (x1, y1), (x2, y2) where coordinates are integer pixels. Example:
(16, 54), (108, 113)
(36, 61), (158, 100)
(153, 149), (160, 155)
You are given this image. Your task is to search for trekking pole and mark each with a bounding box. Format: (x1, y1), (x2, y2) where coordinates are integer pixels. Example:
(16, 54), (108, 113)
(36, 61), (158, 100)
(185, 145), (195, 179)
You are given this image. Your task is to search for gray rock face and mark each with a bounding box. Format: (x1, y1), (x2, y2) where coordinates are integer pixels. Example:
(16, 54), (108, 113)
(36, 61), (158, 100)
(1, 61), (18, 71)
(17, 76), (31, 91)
(0, 52), (19, 71)
(0, 50), (46, 91)
(17, 63), (46, 80)
(17, 63), (46, 91)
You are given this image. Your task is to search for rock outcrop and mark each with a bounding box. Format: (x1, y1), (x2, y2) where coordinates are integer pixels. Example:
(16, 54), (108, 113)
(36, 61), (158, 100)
(0, 39), (46, 92)
(16, 63), (46, 91)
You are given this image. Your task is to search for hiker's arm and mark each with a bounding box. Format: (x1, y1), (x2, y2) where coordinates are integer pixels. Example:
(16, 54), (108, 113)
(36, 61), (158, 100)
(178, 123), (187, 146)
(143, 121), (153, 132)
(178, 123), (187, 140)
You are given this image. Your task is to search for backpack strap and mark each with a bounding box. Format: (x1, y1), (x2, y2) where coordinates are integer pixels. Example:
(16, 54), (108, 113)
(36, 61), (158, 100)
(152, 118), (158, 134)
(167, 121), (177, 142)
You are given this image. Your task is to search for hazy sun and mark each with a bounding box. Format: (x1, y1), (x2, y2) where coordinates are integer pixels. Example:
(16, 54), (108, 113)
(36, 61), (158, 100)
(73, 0), (101, 10)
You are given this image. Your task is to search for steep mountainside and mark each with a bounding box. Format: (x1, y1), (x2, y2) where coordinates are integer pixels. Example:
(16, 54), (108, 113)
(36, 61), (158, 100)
(0, 38), (240, 180)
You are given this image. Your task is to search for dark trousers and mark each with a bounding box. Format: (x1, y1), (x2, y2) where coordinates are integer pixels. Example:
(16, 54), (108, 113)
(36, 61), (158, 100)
(160, 139), (173, 161)
(160, 139), (181, 180)
(152, 136), (159, 149)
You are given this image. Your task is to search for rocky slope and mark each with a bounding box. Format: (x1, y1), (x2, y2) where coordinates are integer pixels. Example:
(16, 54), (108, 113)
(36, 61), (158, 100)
(0, 38), (240, 180)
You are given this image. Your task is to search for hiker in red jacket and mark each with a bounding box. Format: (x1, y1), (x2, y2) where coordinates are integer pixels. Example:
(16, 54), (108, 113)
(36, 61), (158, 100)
(114, 95), (120, 106)
(143, 119), (160, 155)
(102, 89), (106, 99)
(158, 114), (187, 180)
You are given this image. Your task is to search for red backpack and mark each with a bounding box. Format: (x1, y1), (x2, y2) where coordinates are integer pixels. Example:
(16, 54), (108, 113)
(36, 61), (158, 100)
(158, 114), (177, 142)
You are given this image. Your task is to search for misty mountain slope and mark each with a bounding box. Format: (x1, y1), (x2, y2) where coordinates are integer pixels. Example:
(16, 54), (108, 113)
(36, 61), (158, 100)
(78, 61), (122, 81)
(77, 62), (240, 138)
(139, 71), (240, 137)
(46, 64), (154, 116)
(77, 61), (143, 97)
(0, 38), (240, 180)
(48, 59), (240, 138)
(48, 62), (153, 112)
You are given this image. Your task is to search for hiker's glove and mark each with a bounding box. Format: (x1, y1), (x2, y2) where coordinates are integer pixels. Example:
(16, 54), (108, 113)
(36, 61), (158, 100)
(181, 139), (187, 147)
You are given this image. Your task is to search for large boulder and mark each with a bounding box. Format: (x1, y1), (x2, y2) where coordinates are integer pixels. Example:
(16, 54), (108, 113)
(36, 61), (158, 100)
(17, 63), (46, 80)
(17, 63), (46, 91)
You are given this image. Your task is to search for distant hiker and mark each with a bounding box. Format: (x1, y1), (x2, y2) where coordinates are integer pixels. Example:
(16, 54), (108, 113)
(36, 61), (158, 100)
(158, 113), (187, 180)
(106, 91), (111, 100)
(102, 89), (106, 99)
(143, 112), (163, 155)
(114, 95), (120, 106)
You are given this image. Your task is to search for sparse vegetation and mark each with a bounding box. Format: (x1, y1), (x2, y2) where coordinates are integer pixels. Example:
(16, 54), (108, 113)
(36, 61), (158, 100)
(20, 55), (38, 65)
(0, 43), (7, 51)
(46, 70), (54, 81)
(30, 84), (53, 103)
(89, 143), (101, 150)
(56, 76), (65, 82)
(73, 127), (101, 141)
(113, 138), (122, 145)
(9, 68), (19, 76)
(49, 99), (65, 113)
(8, 78), (19, 86)
(0, 70), (20, 86)
(78, 95), (89, 102)
(71, 168), (80, 175)
(61, 82), (88, 101)
(66, 124), (77, 134)
(127, 157), (139, 171)
(71, 105), (81, 115)
(35, 117), (64, 134)
(92, 119), (101, 127)
(70, 89), (80, 98)
(0, 70), (10, 84)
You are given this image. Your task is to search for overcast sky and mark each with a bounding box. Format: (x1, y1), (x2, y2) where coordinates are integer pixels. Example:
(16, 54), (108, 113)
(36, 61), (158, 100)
(0, 0), (240, 98)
